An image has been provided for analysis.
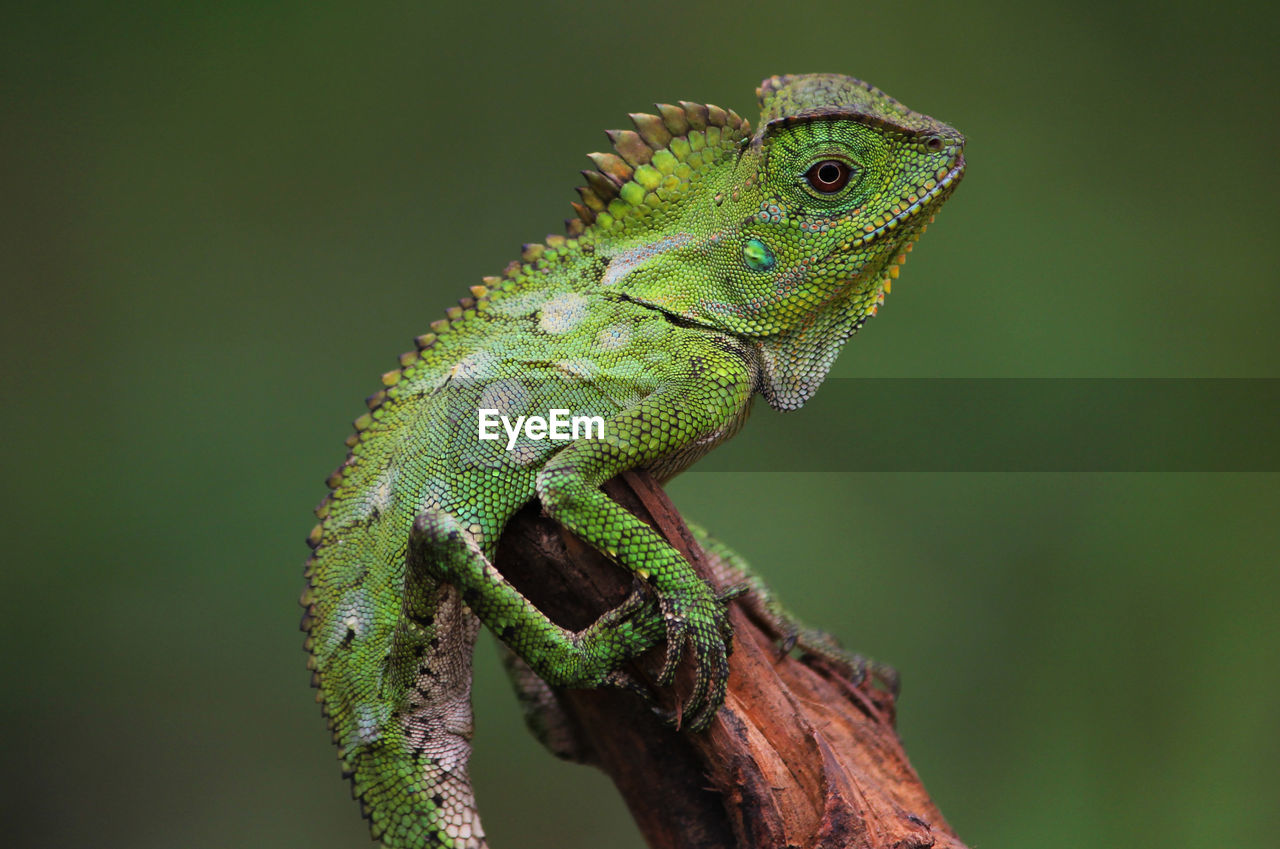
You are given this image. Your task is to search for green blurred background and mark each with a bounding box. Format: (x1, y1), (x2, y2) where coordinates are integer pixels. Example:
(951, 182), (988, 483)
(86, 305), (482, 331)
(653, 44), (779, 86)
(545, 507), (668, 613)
(4, 2), (1277, 847)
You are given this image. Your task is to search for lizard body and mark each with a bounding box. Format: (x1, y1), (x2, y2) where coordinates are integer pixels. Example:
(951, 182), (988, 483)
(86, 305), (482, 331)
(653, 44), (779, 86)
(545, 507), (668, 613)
(300, 74), (965, 848)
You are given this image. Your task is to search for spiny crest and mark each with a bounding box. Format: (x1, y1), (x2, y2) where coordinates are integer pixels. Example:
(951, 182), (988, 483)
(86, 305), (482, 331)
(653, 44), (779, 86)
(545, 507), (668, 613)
(571, 100), (752, 231)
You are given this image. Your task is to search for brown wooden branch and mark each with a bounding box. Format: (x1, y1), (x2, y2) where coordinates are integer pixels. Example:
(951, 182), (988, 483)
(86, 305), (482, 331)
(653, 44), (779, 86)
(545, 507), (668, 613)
(496, 470), (967, 849)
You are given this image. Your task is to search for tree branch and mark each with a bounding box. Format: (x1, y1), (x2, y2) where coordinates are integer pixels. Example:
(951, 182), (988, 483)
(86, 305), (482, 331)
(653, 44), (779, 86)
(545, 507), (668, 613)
(496, 470), (968, 849)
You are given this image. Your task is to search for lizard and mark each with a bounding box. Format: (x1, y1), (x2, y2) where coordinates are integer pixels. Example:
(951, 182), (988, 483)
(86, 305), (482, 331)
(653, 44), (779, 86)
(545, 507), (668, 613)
(300, 73), (966, 848)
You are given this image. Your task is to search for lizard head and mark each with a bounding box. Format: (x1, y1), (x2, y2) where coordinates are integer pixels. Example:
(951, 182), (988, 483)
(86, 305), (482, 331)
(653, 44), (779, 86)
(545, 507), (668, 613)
(743, 73), (966, 326)
(574, 74), (965, 408)
(740, 74), (965, 406)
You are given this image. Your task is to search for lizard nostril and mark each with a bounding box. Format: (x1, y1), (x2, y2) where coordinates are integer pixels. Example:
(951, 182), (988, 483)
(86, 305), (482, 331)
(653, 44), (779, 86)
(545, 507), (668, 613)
(924, 135), (944, 152)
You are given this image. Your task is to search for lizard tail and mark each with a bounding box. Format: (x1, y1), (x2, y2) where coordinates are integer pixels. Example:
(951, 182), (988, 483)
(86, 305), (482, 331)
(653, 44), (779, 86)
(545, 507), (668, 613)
(305, 570), (490, 848)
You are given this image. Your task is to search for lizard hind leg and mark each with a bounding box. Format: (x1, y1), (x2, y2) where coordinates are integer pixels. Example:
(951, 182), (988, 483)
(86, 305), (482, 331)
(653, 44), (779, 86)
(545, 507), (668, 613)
(688, 521), (899, 694)
(496, 642), (597, 765)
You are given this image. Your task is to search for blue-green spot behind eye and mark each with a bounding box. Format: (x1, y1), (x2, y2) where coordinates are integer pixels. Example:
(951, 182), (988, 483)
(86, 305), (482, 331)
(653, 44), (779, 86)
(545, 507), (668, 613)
(743, 238), (775, 272)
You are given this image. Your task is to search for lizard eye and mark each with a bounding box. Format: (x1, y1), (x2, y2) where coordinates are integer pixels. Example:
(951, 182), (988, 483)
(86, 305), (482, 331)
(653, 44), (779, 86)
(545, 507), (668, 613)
(804, 159), (853, 194)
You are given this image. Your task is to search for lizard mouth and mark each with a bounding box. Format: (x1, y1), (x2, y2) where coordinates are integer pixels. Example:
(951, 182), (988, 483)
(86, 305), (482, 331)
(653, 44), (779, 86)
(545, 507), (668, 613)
(846, 156), (966, 249)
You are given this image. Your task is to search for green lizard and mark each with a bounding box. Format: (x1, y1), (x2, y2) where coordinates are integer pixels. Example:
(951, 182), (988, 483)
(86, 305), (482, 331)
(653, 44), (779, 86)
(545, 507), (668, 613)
(300, 73), (965, 848)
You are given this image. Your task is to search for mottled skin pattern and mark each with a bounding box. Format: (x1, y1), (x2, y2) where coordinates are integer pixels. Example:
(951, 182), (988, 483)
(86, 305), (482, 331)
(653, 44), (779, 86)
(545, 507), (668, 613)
(300, 74), (965, 848)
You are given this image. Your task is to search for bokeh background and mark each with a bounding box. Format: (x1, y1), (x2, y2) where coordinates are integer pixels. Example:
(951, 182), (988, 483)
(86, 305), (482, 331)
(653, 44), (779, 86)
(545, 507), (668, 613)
(4, 2), (1277, 847)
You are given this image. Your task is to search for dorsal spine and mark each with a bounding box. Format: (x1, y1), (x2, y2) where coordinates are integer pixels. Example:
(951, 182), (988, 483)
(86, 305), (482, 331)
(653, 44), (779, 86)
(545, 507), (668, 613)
(572, 101), (751, 232)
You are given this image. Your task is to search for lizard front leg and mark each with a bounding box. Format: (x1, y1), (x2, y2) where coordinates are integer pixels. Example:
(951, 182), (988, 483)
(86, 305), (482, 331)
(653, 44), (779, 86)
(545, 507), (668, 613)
(395, 510), (664, 691)
(499, 520), (900, 769)
(534, 346), (754, 730)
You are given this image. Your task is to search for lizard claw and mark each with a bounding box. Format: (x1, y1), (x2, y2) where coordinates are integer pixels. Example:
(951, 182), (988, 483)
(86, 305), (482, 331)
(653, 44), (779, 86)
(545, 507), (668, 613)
(769, 623), (876, 689)
(594, 577), (657, 630)
(759, 620), (904, 697)
(652, 582), (734, 731)
(601, 668), (656, 703)
(792, 637), (899, 697)
(716, 582), (750, 603)
(776, 628), (799, 660)
(870, 660), (900, 696)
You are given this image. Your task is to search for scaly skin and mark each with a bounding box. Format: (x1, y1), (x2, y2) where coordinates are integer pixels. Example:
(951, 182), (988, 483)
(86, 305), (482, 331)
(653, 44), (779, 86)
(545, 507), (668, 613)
(300, 74), (965, 848)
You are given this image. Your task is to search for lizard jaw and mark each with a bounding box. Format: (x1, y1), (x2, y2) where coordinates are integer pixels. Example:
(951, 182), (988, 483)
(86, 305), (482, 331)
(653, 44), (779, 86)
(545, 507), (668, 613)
(836, 155), (964, 302)
(846, 156), (966, 250)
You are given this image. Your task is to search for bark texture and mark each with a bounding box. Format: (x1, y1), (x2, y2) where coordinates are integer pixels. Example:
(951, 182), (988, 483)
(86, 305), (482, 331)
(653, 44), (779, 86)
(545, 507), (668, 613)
(496, 470), (968, 849)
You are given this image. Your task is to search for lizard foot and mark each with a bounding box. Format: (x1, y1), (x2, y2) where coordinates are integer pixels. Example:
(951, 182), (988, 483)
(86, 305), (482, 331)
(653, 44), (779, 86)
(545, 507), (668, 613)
(784, 628), (900, 697)
(652, 581), (735, 731)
